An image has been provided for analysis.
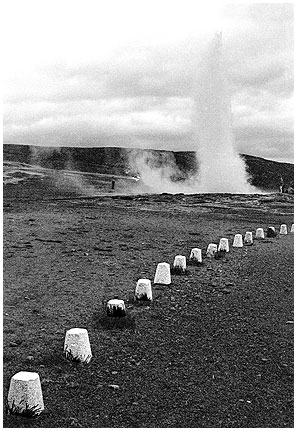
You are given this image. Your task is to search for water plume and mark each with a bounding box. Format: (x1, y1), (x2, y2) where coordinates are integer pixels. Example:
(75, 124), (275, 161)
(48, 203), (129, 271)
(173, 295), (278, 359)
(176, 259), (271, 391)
(194, 33), (255, 193)
(128, 33), (257, 194)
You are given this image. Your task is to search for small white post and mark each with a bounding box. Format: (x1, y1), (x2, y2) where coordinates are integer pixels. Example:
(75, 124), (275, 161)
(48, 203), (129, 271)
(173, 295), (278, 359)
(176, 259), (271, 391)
(206, 243), (217, 257)
(135, 279), (152, 300)
(244, 231), (253, 245)
(189, 248), (202, 263)
(7, 372), (44, 416)
(233, 234), (243, 248)
(280, 224), (288, 235)
(106, 299), (126, 316)
(154, 262), (171, 285)
(255, 228), (264, 239)
(173, 255), (187, 271)
(64, 328), (92, 363)
(218, 238), (229, 252)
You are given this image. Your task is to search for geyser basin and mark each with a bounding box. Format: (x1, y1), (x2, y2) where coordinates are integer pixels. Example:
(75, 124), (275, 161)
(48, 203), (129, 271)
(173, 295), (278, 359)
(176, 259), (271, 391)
(7, 371), (44, 416)
(135, 279), (152, 301)
(64, 328), (92, 363)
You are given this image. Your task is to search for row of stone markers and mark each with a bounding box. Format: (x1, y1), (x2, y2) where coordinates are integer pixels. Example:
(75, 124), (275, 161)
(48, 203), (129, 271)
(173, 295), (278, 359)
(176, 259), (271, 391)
(7, 223), (294, 417)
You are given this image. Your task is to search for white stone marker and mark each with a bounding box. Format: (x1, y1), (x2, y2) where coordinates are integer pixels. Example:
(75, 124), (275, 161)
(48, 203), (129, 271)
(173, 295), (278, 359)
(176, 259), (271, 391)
(233, 234), (243, 248)
(280, 224), (288, 235)
(244, 231), (253, 245)
(154, 262), (171, 285)
(291, 223), (294, 233)
(218, 238), (229, 252)
(189, 248), (202, 263)
(8, 371), (44, 416)
(135, 279), (152, 301)
(173, 255), (187, 271)
(206, 243), (217, 257)
(64, 328), (92, 363)
(256, 228), (264, 239)
(106, 299), (126, 316)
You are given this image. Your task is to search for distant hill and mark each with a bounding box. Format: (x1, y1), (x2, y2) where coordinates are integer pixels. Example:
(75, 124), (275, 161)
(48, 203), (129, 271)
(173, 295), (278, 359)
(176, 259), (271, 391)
(3, 144), (294, 192)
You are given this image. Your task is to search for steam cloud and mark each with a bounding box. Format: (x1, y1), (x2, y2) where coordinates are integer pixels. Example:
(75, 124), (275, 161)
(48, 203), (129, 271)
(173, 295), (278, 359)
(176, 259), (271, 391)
(129, 33), (257, 194)
(26, 34), (258, 196)
(126, 150), (199, 194)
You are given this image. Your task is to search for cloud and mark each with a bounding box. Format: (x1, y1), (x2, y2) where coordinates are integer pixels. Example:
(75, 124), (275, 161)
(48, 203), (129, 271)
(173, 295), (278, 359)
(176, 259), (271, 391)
(3, 2), (294, 162)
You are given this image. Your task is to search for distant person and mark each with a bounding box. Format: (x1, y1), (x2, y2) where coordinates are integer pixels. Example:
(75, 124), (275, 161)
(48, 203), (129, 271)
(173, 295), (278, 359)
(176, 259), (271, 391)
(111, 178), (115, 190)
(287, 185), (294, 194)
(279, 175), (284, 193)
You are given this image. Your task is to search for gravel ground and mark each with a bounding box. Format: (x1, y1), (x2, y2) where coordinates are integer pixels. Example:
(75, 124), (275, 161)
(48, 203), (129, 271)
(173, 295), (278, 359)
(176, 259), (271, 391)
(3, 191), (294, 428)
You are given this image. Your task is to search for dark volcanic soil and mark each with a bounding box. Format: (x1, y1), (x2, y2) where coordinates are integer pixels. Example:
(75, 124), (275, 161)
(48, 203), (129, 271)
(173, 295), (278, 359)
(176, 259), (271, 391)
(3, 180), (294, 427)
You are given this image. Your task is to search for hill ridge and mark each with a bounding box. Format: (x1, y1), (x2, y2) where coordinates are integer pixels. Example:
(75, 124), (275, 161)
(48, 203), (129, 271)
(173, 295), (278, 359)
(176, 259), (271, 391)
(3, 143), (294, 192)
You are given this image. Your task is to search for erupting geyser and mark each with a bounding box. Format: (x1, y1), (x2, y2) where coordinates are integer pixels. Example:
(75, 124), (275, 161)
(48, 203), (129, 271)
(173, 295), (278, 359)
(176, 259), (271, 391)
(194, 33), (253, 193)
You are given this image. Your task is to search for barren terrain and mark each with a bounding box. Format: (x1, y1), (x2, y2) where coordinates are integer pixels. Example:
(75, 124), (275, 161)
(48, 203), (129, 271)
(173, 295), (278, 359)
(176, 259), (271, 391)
(3, 166), (294, 428)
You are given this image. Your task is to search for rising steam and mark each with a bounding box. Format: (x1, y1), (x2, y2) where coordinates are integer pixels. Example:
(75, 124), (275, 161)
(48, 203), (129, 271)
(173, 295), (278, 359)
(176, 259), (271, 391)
(130, 33), (256, 194)
(126, 149), (199, 194)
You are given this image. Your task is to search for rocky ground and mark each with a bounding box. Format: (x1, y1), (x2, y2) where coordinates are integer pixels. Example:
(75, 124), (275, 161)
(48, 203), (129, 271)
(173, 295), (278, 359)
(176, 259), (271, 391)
(3, 169), (294, 428)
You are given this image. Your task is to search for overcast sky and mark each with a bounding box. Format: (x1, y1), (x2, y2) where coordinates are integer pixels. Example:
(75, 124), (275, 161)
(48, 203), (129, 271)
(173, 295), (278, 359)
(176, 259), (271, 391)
(3, 1), (294, 162)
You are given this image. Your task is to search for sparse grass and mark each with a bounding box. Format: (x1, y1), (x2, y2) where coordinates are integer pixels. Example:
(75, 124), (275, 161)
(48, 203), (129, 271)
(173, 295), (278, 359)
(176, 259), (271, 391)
(6, 400), (43, 418)
(134, 293), (152, 302)
(64, 348), (92, 364)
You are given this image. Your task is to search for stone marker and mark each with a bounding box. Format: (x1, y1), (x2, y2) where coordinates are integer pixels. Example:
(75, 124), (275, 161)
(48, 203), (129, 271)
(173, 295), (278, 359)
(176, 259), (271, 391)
(189, 248), (202, 263)
(244, 231), (253, 245)
(255, 228), (264, 239)
(218, 238), (229, 252)
(267, 226), (276, 238)
(64, 328), (92, 363)
(8, 371), (44, 416)
(280, 224), (288, 235)
(135, 279), (152, 300)
(206, 243), (218, 257)
(233, 234), (243, 248)
(154, 262), (171, 285)
(106, 299), (126, 316)
(173, 255), (187, 271)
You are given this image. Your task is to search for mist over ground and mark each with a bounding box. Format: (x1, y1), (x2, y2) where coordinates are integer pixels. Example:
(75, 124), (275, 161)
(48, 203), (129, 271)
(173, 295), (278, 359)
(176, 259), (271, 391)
(3, 144), (294, 197)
